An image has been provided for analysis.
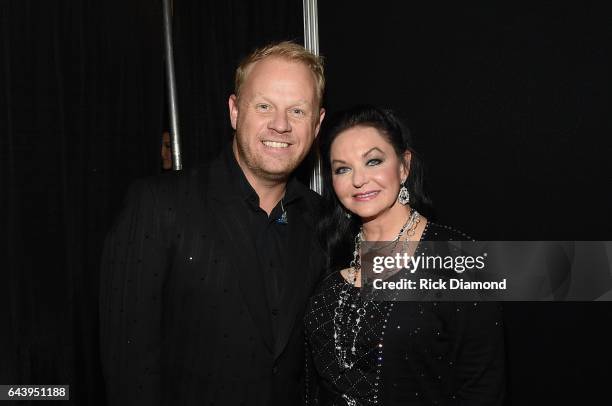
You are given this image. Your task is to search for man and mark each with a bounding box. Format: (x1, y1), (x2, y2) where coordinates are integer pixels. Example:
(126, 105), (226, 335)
(100, 41), (326, 405)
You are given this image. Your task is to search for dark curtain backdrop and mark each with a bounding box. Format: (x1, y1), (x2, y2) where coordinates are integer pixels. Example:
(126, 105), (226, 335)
(173, 0), (303, 167)
(2, 0), (165, 404)
(3, 1), (612, 405)
(2, 0), (302, 404)
(319, 2), (612, 404)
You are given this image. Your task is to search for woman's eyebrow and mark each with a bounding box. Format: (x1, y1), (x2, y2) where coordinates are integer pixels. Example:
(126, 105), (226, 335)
(363, 147), (384, 157)
(332, 147), (385, 165)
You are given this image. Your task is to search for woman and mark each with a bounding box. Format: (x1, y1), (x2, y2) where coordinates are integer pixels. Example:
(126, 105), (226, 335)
(305, 106), (505, 405)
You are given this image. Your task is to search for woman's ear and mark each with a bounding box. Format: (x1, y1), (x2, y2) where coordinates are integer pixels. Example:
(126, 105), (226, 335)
(400, 150), (412, 182)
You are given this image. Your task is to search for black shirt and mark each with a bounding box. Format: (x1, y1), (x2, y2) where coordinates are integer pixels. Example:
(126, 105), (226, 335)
(224, 146), (303, 344)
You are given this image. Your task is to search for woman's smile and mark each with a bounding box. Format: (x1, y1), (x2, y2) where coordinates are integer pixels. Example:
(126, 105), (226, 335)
(352, 190), (380, 201)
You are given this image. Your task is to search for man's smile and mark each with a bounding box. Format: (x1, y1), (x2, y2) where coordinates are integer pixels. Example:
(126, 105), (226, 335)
(262, 140), (291, 148)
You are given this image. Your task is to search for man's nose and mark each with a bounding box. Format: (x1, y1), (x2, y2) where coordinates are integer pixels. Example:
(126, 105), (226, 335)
(268, 110), (291, 133)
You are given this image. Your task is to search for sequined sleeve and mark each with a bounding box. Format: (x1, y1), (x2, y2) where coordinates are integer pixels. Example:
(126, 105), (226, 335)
(453, 302), (506, 405)
(425, 223), (506, 404)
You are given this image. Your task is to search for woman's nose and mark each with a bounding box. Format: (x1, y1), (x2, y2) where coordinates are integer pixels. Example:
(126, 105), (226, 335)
(352, 168), (367, 188)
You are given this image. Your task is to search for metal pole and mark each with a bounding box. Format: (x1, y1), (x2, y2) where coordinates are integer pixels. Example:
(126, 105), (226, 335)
(162, 0), (182, 170)
(303, 0), (322, 194)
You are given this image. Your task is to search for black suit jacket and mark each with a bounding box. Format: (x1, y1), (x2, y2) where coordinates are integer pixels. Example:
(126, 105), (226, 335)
(100, 150), (326, 405)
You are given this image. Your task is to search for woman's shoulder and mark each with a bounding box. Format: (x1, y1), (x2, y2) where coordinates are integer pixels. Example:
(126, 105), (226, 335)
(315, 269), (346, 291)
(306, 270), (348, 316)
(421, 221), (474, 241)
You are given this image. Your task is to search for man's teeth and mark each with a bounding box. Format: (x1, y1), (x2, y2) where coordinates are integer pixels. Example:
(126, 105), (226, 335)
(262, 141), (289, 148)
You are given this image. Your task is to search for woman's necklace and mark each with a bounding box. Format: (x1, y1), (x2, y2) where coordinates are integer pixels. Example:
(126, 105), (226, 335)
(333, 209), (420, 370)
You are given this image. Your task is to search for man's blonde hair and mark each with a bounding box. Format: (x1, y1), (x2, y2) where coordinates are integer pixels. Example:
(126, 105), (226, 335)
(234, 41), (325, 108)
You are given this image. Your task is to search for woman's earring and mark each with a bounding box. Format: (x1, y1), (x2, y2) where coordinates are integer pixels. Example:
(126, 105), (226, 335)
(345, 211), (352, 219)
(398, 182), (410, 205)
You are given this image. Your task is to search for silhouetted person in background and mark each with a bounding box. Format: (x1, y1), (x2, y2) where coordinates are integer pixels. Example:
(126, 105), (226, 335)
(161, 130), (173, 170)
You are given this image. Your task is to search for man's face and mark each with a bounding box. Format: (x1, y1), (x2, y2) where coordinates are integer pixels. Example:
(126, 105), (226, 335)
(229, 57), (325, 182)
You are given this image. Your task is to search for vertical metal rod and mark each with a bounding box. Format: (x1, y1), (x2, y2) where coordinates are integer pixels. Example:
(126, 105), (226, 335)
(303, 0), (322, 194)
(162, 0), (182, 170)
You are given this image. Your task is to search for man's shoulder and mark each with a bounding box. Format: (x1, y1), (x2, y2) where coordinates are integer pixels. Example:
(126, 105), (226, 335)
(292, 181), (322, 211)
(123, 163), (220, 207)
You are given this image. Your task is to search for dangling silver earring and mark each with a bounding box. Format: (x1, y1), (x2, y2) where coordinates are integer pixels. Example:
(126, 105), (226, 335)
(398, 181), (410, 205)
(345, 211), (352, 219)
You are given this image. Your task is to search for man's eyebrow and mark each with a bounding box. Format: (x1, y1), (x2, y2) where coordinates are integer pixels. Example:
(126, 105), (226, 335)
(250, 94), (271, 103)
(331, 147), (385, 165)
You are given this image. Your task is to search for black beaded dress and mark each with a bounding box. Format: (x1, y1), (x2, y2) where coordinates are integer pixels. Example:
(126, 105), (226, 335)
(304, 222), (505, 406)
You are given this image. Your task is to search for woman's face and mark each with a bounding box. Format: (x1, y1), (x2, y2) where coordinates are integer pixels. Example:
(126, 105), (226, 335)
(330, 125), (409, 220)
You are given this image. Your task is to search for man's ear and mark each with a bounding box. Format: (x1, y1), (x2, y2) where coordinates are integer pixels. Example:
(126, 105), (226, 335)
(314, 107), (326, 138)
(400, 150), (412, 182)
(228, 94), (239, 130)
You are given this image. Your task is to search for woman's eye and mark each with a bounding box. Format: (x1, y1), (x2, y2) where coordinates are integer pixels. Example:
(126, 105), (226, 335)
(367, 158), (382, 166)
(334, 167), (350, 175)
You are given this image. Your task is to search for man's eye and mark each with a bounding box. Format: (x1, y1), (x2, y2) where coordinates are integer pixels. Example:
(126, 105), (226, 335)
(291, 108), (305, 116)
(334, 167), (350, 175)
(367, 158), (382, 166)
(256, 104), (270, 111)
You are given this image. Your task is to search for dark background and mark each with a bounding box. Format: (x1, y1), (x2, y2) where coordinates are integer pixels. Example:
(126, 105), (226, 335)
(2, 0), (611, 404)
(317, 4), (612, 403)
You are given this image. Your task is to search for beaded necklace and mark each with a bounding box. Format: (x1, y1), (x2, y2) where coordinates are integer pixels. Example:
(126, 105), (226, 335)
(333, 209), (420, 372)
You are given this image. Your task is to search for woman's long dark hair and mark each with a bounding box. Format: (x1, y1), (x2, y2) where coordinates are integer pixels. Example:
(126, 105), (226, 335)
(317, 105), (432, 270)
